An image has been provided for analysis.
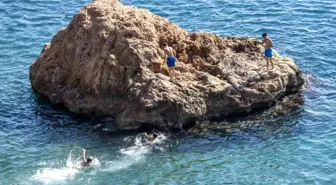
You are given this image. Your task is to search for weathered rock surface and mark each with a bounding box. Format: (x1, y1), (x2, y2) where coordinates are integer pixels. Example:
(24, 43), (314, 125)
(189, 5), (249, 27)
(188, 92), (304, 134)
(29, 0), (304, 131)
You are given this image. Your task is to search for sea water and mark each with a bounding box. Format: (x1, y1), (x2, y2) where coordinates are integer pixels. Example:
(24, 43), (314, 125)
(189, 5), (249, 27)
(0, 0), (336, 184)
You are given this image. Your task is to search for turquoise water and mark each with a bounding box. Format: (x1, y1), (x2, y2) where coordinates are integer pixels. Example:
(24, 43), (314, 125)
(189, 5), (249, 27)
(1, 0), (336, 184)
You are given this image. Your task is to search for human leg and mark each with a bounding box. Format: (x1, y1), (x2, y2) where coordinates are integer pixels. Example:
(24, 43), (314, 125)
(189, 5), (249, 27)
(266, 58), (270, 70)
(169, 67), (175, 81)
(166, 57), (176, 80)
(264, 49), (273, 70)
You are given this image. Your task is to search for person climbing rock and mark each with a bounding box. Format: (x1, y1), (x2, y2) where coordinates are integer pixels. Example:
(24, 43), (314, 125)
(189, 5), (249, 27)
(81, 149), (94, 166)
(164, 43), (177, 81)
(261, 32), (274, 70)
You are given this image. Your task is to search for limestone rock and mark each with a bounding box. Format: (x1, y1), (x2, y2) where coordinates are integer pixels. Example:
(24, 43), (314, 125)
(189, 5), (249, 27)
(29, 0), (304, 131)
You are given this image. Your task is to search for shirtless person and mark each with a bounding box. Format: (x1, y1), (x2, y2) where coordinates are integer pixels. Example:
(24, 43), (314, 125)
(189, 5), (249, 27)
(164, 43), (177, 81)
(261, 33), (274, 70)
(143, 132), (158, 143)
(81, 149), (93, 167)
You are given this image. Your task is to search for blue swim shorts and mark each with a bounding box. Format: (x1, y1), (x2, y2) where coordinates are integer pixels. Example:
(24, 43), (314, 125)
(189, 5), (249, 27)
(265, 48), (272, 58)
(166, 57), (176, 67)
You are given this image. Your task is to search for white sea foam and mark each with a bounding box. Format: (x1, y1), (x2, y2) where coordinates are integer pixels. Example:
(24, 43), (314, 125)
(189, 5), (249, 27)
(32, 134), (167, 180)
(103, 133), (167, 172)
(32, 151), (79, 184)
(120, 132), (167, 155)
(32, 167), (78, 184)
(31, 150), (100, 184)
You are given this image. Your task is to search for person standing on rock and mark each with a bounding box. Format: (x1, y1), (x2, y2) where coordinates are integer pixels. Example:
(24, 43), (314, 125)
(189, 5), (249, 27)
(261, 32), (274, 70)
(164, 43), (177, 81)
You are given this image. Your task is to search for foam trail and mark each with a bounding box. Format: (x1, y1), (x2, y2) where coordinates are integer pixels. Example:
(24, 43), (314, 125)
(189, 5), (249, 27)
(32, 150), (81, 184)
(103, 153), (146, 172)
(121, 132), (167, 155)
(103, 133), (167, 172)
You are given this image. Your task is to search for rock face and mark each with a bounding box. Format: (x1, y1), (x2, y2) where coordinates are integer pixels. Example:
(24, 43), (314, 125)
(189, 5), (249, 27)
(29, 0), (304, 131)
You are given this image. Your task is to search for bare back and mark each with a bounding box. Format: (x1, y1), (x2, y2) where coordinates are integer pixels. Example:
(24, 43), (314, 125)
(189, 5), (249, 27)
(164, 46), (175, 58)
(262, 37), (273, 49)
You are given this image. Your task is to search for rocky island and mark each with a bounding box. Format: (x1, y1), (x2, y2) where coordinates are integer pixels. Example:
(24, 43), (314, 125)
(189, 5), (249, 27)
(29, 0), (304, 131)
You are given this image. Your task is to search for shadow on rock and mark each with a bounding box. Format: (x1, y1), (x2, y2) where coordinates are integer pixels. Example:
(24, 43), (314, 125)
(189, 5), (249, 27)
(188, 92), (304, 134)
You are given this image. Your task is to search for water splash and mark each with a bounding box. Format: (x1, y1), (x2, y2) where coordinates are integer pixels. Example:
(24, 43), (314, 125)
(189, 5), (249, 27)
(31, 150), (82, 184)
(103, 133), (167, 172)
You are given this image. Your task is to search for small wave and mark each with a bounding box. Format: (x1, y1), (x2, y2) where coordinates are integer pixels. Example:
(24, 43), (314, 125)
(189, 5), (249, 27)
(302, 73), (316, 91)
(302, 73), (334, 95)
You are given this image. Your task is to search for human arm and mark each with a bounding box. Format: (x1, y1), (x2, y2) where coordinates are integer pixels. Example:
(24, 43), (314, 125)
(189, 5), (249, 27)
(261, 38), (265, 45)
(164, 48), (168, 60)
(82, 149), (87, 162)
(143, 132), (153, 140)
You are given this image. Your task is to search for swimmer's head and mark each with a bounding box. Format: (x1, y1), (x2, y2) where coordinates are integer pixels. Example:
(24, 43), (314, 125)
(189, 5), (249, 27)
(262, 32), (267, 38)
(87, 156), (93, 162)
(153, 133), (158, 139)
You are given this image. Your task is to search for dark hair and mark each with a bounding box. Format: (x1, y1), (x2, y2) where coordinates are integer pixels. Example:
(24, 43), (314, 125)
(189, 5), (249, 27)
(262, 33), (267, 37)
(87, 157), (93, 162)
(153, 133), (158, 138)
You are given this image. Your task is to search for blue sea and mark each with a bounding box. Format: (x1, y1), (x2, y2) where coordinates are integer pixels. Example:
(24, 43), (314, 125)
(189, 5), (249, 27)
(0, 0), (336, 184)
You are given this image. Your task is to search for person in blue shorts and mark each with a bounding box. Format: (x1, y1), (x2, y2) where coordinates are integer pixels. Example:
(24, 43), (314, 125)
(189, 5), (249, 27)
(261, 33), (274, 70)
(164, 43), (177, 81)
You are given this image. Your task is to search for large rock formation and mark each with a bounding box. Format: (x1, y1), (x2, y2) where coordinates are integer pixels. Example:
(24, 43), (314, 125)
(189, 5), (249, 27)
(29, 0), (304, 131)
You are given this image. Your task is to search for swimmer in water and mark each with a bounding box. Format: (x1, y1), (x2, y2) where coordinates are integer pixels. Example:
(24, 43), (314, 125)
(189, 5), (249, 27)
(143, 132), (158, 143)
(81, 149), (93, 166)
